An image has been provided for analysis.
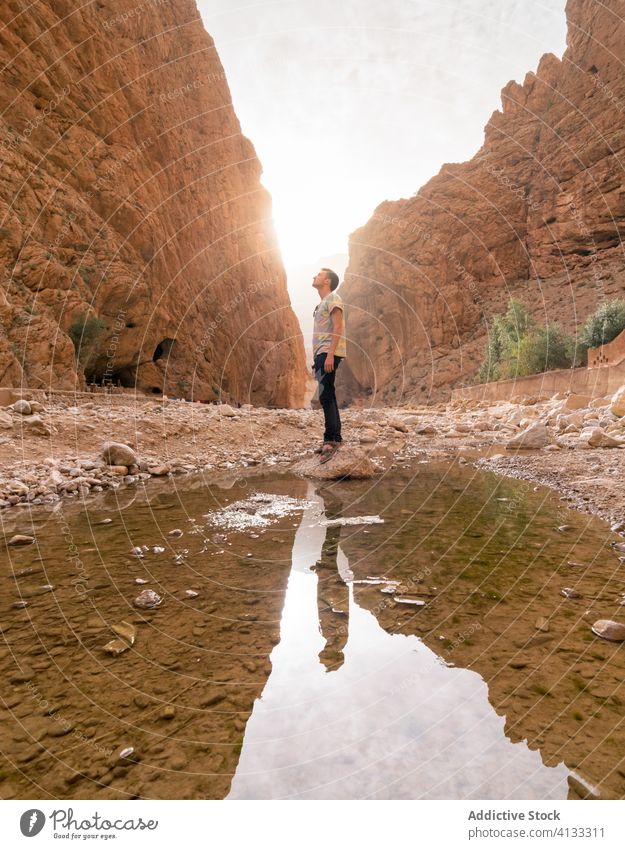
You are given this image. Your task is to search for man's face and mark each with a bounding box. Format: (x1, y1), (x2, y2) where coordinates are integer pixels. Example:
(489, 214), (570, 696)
(312, 270), (328, 291)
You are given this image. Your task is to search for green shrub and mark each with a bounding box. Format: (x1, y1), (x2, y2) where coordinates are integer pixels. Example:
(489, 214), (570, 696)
(579, 299), (625, 350)
(69, 312), (106, 363)
(476, 299), (577, 382)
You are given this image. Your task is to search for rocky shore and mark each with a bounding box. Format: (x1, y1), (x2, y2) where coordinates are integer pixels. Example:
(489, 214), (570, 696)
(2, 388), (625, 532)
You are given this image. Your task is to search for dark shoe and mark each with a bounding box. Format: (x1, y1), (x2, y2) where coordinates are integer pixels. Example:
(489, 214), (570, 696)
(319, 443), (340, 464)
(314, 441), (338, 454)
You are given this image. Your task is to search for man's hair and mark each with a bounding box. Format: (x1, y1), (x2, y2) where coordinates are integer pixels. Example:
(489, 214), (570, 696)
(322, 268), (339, 291)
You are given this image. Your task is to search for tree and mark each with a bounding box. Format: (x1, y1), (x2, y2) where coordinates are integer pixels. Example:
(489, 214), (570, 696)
(476, 299), (576, 382)
(579, 299), (625, 351)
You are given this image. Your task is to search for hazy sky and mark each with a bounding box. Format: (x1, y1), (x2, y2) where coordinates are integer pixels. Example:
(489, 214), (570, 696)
(198, 0), (568, 338)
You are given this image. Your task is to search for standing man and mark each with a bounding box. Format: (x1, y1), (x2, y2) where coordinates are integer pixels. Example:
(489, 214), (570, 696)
(312, 268), (346, 463)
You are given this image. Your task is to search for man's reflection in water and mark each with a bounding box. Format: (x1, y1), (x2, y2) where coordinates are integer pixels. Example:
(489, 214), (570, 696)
(311, 487), (350, 672)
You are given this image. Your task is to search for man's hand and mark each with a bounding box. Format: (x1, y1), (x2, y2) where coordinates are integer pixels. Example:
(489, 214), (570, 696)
(324, 353), (335, 372)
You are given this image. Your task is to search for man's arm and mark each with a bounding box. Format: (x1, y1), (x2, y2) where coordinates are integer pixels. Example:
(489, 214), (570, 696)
(324, 306), (344, 372)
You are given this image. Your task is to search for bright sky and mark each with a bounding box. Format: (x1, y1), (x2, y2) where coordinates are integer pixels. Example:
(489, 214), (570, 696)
(198, 0), (568, 339)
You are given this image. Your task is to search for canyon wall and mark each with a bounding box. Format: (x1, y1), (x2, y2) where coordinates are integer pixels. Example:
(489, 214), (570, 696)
(0, 0), (306, 406)
(341, 0), (625, 406)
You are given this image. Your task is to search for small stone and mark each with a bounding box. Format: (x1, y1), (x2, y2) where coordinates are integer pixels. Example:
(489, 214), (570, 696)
(591, 619), (625, 642)
(535, 617), (550, 632)
(505, 422), (551, 450)
(161, 705), (176, 720)
(561, 587), (582, 599)
(152, 546), (165, 554)
(168, 528), (183, 537)
(103, 639), (130, 656)
(111, 621), (136, 646)
(12, 399), (32, 415)
(7, 534), (35, 546)
(135, 578), (148, 584)
(134, 589), (162, 609)
(393, 597), (426, 606)
(130, 546), (144, 557)
(101, 441), (137, 466)
(185, 590), (199, 598)
(219, 404), (237, 417)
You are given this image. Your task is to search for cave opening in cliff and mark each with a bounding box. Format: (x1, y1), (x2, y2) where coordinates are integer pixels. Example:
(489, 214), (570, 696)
(153, 338), (176, 362)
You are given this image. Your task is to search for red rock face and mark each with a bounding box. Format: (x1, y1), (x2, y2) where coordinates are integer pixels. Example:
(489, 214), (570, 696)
(340, 0), (625, 406)
(0, 0), (306, 407)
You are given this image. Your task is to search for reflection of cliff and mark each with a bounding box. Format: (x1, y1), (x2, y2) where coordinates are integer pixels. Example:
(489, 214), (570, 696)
(340, 0), (625, 405)
(336, 466), (625, 800)
(0, 476), (307, 799)
(0, 1), (306, 406)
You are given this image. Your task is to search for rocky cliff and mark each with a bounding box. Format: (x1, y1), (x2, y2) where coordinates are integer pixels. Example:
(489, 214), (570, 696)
(341, 0), (625, 406)
(0, 0), (306, 406)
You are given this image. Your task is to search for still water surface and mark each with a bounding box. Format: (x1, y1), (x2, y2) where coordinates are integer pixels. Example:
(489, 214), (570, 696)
(1, 461), (623, 799)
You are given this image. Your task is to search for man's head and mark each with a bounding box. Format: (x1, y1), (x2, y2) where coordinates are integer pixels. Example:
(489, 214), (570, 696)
(312, 268), (339, 295)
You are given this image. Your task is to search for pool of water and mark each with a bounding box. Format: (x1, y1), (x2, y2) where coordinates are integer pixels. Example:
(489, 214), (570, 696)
(1, 461), (624, 799)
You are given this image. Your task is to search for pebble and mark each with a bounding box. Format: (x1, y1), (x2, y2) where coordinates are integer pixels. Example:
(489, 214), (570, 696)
(561, 587), (582, 599)
(7, 534), (35, 546)
(591, 619), (625, 642)
(134, 589), (162, 609)
(168, 528), (183, 537)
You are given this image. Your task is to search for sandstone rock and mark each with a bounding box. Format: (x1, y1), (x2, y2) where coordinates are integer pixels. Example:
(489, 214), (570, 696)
(591, 619), (625, 642)
(0, 412), (12, 429)
(111, 621), (136, 646)
(8, 534), (35, 546)
(0, 1), (306, 407)
(17, 415), (51, 436)
(134, 589), (162, 610)
(102, 442), (137, 466)
(563, 395), (593, 411)
(11, 399), (31, 415)
(388, 418), (408, 432)
(291, 446), (381, 480)
(337, 1), (625, 405)
(579, 427), (623, 448)
(416, 424), (438, 435)
(505, 422), (550, 450)
(610, 385), (625, 418)
(218, 405), (237, 417)
(147, 464), (171, 476)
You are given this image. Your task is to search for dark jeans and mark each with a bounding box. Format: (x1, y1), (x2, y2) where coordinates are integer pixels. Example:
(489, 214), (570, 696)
(313, 352), (343, 443)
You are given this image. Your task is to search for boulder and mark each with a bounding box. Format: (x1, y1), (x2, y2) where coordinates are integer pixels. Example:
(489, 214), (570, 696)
(101, 441), (137, 466)
(292, 446), (381, 480)
(563, 394), (593, 411)
(416, 424), (438, 435)
(388, 418), (408, 432)
(17, 414), (51, 436)
(505, 422), (551, 450)
(218, 404), (237, 417)
(610, 385), (625, 417)
(579, 427), (623, 448)
(11, 399), (31, 415)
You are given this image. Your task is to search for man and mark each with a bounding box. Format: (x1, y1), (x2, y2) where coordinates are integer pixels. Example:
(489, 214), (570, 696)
(312, 267), (346, 462)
